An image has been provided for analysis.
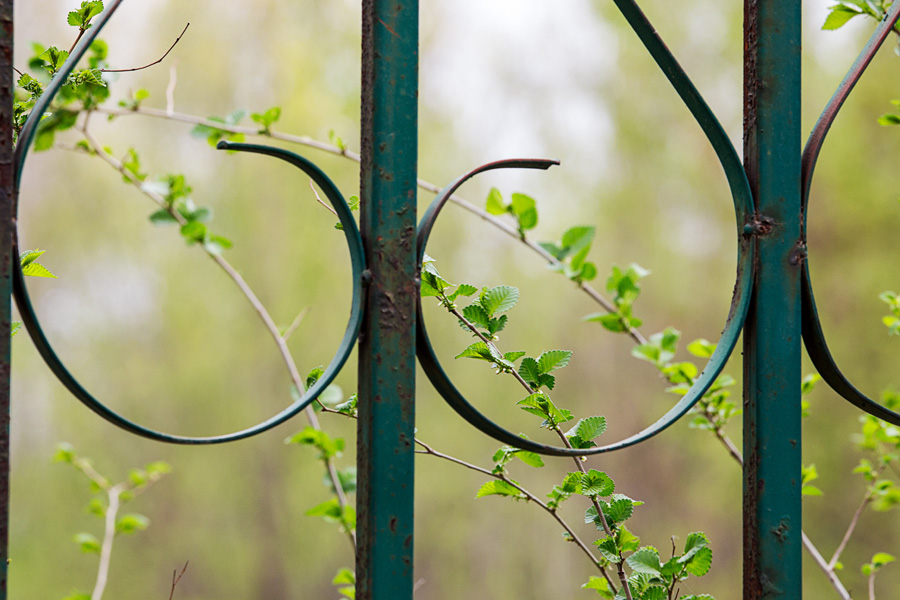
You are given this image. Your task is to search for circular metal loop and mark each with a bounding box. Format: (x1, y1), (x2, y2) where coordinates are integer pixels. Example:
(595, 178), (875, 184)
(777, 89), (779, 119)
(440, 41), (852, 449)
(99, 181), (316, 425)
(416, 158), (755, 456)
(800, 0), (900, 426)
(11, 2), (366, 443)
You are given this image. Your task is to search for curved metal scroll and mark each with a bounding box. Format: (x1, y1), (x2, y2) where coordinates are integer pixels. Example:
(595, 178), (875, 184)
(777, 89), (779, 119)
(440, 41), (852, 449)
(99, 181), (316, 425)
(415, 0), (755, 457)
(800, 2), (900, 426)
(12, 2), (366, 443)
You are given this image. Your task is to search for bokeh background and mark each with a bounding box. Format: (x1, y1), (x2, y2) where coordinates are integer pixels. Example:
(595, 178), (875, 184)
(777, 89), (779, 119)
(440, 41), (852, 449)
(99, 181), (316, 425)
(9, 0), (900, 598)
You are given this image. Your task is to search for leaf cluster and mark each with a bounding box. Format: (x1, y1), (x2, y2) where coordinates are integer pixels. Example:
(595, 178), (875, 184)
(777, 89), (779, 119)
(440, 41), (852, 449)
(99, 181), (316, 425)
(584, 264), (649, 332)
(540, 225), (598, 283)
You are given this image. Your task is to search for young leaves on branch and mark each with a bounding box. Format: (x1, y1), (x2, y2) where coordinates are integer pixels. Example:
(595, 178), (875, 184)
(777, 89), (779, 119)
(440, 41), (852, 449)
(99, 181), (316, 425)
(584, 264), (649, 333)
(485, 187), (538, 238)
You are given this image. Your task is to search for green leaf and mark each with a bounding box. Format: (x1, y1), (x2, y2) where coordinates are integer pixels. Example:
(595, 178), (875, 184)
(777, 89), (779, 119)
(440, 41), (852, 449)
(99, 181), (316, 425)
(180, 221), (207, 244)
(485, 188), (507, 215)
(462, 304), (491, 329)
(481, 286), (519, 315)
(594, 535), (622, 563)
(519, 357), (541, 387)
(687, 338), (716, 358)
(878, 113), (900, 126)
(503, 351), (526, 362)
(115, 513), (150, 534)
(582, 576), (614, 599)
(455, 342), (500, 363)
(510, 193), (538, 231)
(626, 547), (661, 576)
(21, 262), (57, 278)
(580, 469), (615, 497)
(74, 532), (101, 554)
(537, 349), (572, 373)
(10, 321), (22, 337)
(685, 546), (713, 577)
(306, 365), (325, 389)
(823, 5), (863, 30)
(604, 496), (635, 525)
(306, 498), (343, 521)
(680, 532), (710, 562)
(333, 568), (355, 585)
(285, 426), (344, 459)
(475, 480), (525, 499)
(584, 312), (627, 333)
(512, 450), (544, 468)
(568, 415), (607, 442)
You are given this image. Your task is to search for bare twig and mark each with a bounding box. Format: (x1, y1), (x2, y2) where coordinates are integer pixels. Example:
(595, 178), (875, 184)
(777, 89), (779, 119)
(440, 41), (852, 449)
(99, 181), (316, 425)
(282, 307), (310, 342)
(92, 482), (126, 600)
(101, 23), (190, 74)
(309, 180), (337, 216)
(829, 491), (874, 570)
(802, 532), (852, 600)
(169, 561), (189, 600)
(166, 62), (178, 116)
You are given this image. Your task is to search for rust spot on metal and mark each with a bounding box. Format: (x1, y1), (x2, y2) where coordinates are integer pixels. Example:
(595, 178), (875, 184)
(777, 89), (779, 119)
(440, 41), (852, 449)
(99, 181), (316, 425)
(771, 517), (789, 542)
(389, 516), (398, 533)
(788, 241), (806, 266)
(742, 213), (775, 237)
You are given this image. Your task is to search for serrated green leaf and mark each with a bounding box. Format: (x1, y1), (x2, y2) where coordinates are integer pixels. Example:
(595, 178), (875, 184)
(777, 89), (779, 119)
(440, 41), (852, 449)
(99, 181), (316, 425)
(475, 480), (525, 499)
(519, 357), (541, 387)
(481, 285), (519, 315)
(823, 5), (863, 30)
(580, 469), (615, 497)
(626, 547), (662, 576)
(681, 532), (710, 562)
(21, 261), (57, 278)
(462, 304), (491, 329)
(604, 496), (634, 525)
(593, 536), (621, 563)
(685, 546), (712, 577)
(582, 576), (614, 599)
(568, 415), (607, 443)
(537, 349), (572, 373)
(455, 342), (499, 362)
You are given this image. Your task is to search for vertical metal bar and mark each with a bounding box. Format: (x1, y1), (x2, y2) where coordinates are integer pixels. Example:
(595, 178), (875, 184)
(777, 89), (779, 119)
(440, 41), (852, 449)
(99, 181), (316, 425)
(742, 1), (803, 598)
(357, 1), (418, 599)
(0, 1), (13, 598)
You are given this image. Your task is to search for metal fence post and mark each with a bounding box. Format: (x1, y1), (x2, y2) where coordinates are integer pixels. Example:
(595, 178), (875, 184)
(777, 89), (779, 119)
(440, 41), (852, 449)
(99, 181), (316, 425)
(0, 1), (13, 597)
(357, 1), (418, 599)
(742, 1), (803, 598)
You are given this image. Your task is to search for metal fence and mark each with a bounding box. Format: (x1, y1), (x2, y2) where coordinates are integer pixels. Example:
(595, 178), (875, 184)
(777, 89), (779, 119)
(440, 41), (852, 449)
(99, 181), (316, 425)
(2, 1), (900, 599)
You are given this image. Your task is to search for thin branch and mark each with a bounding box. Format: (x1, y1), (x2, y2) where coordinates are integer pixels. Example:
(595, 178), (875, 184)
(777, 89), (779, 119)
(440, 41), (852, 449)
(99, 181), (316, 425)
(829, 493), (873, 570)
(92, 483), (126, 600)
(166, 62), (178, 116)
(282, 307), (310, 342)
(169, 562), (189, 600)
(802, 531), (852, 600)
(101, 23), (190, 74)
(309, 180), (337, 216)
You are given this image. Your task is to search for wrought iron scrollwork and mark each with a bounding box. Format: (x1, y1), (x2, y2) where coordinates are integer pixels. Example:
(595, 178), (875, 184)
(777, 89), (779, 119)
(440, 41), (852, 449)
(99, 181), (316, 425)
(800, 1), (900, 426)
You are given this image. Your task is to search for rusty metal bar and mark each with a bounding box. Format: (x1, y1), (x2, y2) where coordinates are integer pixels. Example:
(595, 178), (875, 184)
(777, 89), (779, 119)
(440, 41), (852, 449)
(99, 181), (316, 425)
(356, 1), (418, 599)
(0, 1), (13, 597)
(742, 1), (803, 598)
